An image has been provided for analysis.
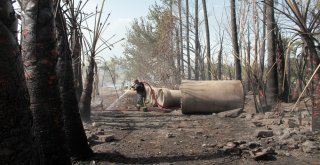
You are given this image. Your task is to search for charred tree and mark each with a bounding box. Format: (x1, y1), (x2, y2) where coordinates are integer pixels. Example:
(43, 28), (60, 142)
(230, 0), (242, 80)
(79, 56), (95, 122)
(0, 1), (35, 164)
(194, 0), (200, 80)
(56, 5), (93, 159)
(21, 0), (71, 164)
(186, 0), (191, 79)
(202, 0), (211, 80)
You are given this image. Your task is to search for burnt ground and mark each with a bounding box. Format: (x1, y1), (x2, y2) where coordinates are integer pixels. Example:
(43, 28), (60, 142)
(75, 87), (320, 165)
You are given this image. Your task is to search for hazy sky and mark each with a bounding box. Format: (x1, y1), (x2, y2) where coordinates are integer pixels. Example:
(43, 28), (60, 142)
(80, 0), (229, 61)
(80, 0), (160, 60)
(13, 1), (228, 61)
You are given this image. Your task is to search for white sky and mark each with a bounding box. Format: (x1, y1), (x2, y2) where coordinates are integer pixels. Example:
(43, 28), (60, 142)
(14, 0), (229, 61)
(81, 0), (229, 61)
(80, 0), (161, 60)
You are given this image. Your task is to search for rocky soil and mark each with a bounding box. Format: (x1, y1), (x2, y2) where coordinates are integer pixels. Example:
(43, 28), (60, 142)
(75, 88), (320, 165)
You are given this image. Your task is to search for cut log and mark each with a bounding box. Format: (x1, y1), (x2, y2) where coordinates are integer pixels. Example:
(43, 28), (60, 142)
(180, 80), (244, 114)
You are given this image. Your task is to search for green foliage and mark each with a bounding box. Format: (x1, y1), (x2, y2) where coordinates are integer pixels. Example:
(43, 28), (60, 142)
(123, 2), (178, 86)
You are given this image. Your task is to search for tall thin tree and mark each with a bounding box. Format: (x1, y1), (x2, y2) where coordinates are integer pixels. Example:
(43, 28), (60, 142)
(194, 0), (200, 80)
(202, 0), (211, 80)
(230, 0), (242, 80)
(260, 2), (267, 75)
(178, 0), (184, 78)
(68, 1), (84, 102)
(217, 34), (224, 80)
(266, 0), (279, 104)
(186, 0), (191, 79)
(79, 0), (108, 122)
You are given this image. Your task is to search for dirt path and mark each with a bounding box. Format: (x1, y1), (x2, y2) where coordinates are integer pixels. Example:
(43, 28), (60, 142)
(75, 109), (319, 165)
(75, 88), (319, 165)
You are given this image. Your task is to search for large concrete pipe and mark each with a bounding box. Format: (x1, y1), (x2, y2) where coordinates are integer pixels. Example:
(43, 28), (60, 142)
(180, 80), (244, 114)
(157, 88), (181, 108)
(145, 85), (151, 101)
(147, 87), (160, 107)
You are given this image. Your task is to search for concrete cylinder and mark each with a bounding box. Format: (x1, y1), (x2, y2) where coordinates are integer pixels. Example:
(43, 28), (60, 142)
(157, 88), (181, 108)
(147, 87), (160, 107)
(180, 80), (244, 114)
(145, 85), (151, 101)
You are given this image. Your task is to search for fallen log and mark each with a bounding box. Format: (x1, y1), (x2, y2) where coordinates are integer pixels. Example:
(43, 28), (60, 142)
(180, 80), (244, 114)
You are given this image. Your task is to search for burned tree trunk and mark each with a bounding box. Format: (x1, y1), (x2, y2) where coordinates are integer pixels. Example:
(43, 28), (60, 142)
(186, 0), (191, 79)
(202, 0), (211, 80)
(0, 1), (34, 164)
(79, 57), (95, 122)
(194, 0), (200, 80)
(71, 29), (83, 102)
(21, 0), (71, 164)
(56, 5), (93, 159)
(230, 0), (242, 80)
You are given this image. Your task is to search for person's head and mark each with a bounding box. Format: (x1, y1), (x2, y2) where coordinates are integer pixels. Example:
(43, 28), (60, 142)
(134, 79), (139, 84)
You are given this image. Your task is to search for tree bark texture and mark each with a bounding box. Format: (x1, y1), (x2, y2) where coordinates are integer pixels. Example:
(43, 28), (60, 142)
(202, 0), (211, 80)
(194, 0), (200, 80)
(260, 3), (267, 76)
(217, 37), (223, 80)
(178, 0), (184, 78)
(186, 0), (191, 79)
(175, 28), (181, 83)
(56, 6), (93, 159)
(71, 29), (83, 102)
(21, 0), (71, 164)
(275, 27), (289, 102)
(0, 1), (35, 164)
(266, 0), (279, 104)
(230, 0), (242, 80)
(79, 57), (95, 122)
(301, 34), (320, 131)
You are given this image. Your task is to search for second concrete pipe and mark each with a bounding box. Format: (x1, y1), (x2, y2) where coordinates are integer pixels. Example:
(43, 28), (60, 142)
(180, 80), (244, 114)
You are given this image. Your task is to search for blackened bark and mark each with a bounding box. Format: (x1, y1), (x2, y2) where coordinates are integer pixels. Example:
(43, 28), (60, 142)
(202, 0), (211, 80)
(79, 57), (95, 122)
(0, 1), (34, 164)
(230, 0), (242, 80)
(275, 27), (289, 102)
(21, 0), (71, 164)
(186, 0), (191, 79)
(71, 30), (83, 102)
(194, 0), (200, 80)
(175, 28), (181, 83)
(56, 6), (93, 159)
(301, 34), (320, 131)
(217, 39), (223, 80)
